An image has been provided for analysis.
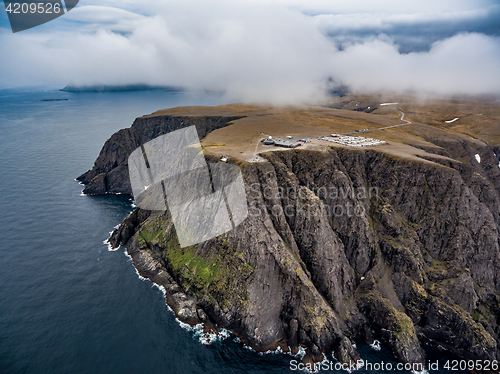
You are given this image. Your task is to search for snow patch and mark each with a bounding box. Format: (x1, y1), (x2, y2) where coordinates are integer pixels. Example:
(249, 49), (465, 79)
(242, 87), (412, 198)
(380, 103), (399, 106)
(445, 118), (459, 123)
(475, 154), (481, 163)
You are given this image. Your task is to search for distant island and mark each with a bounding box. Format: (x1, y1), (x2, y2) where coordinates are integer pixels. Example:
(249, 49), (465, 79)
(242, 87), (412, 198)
(61, 84), (184, 92)
(78, 96), (500, 367)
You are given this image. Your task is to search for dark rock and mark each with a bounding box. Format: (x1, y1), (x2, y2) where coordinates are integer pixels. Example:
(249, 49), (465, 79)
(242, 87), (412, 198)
(335, 336), (360, 364)
(288, 319), (299, 354)
(78, 115), (244, 195)
(82, 173), (106, 195)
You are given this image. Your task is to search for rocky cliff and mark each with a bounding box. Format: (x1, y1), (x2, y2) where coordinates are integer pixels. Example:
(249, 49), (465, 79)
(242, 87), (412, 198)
(81, 109), (500, 365)
(77, 114), (243, 194)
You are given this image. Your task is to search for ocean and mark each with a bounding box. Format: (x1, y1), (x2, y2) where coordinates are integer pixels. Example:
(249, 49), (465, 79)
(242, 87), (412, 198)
(0, 88), (464, 374)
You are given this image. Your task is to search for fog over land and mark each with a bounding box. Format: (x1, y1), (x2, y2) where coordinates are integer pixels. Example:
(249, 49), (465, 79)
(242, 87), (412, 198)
(0, 0), (499, 103)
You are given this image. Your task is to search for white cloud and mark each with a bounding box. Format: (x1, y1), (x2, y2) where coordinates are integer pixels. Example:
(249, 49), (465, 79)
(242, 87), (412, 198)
(65, 6), (146, 24)
(314, 8), (492, 33)
(0, 0), (499, 103)
(332, 33), (500, 95)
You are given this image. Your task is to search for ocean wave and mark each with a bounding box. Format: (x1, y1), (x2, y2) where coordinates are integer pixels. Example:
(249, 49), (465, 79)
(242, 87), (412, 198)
(134, 267), (148, 281)
(122, 250), (148, 280)
(259, 345), (284, 356)
(103, 238), (118, 252)
(151, 283), (167, 298)
(369, 339), (381, 351)
(412, 369), (429, 374)
(123, 249), (133, 261)
(175, 321), (232, 345)
(295, 346), (306, 359)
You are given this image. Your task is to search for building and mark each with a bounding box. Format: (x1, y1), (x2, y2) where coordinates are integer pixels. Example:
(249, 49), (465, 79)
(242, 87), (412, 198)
(274, 140), (302, 148)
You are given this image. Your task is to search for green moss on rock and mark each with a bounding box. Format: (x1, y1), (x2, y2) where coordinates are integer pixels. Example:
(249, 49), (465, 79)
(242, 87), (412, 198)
(136, 212), (253, 311)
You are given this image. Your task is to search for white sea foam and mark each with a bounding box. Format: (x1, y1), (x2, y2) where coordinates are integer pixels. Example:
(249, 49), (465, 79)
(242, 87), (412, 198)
(176, 320), (232, 345)
(259, 345), (284, 355)
(445, 117), (459, 123)
(121, 249), (146, 280)
(177, 320), (201, 332)
(123, 249), (133, 260)
(152, 283), (167, 297)
(80, 190), (85, 196)
(134, 267), (148, 281)
(297, 345), (307, 358)
(103, 238), (118, 252)
(475, 154), (481, 163)
(198, 331), (219, 345)
(370, 339), (381, 351)
(412, 369), (429, 374)
(286, 345), (306, 359)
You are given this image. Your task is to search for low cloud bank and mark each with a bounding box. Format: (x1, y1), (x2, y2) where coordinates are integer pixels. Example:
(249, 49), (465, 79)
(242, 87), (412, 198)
(1, 0), (499, 103)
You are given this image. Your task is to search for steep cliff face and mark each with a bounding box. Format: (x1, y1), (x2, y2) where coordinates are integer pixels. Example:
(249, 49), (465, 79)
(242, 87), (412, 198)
(106, 147), (500, 364)
(82, 110), (500, 365)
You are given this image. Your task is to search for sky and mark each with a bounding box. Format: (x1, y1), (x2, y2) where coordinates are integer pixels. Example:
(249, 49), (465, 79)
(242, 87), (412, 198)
(0, 0), (499, 103)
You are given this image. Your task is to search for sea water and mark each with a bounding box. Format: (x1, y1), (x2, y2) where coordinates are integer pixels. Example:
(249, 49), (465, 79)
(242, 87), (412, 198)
(0, 88), (465, 374)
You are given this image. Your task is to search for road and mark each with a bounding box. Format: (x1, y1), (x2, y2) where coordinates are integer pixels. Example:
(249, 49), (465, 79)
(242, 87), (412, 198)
(340, 107), (412, 135)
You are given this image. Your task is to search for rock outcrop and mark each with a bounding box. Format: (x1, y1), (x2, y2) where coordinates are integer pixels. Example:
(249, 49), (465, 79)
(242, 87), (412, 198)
(77, 114), (243, 194)
(82, 112), (500, 365)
